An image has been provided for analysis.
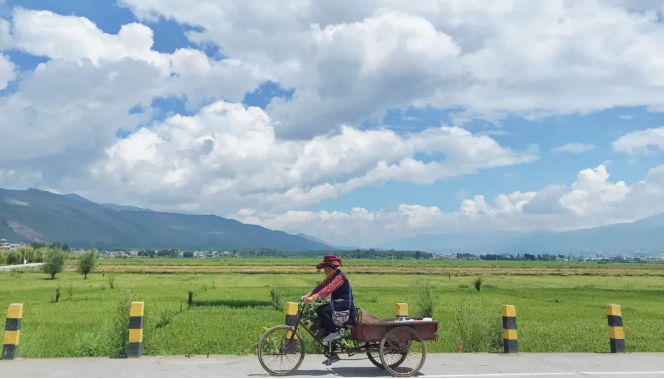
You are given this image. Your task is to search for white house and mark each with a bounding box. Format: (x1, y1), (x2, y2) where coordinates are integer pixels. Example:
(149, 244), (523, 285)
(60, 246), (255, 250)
(0, 239), (26, 251)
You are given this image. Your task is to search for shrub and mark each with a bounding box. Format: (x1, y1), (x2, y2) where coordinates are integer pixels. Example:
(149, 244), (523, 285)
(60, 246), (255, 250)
(67, 282), (74, 300)
(453, 299), (502, 352)
(269, 287), (282, 311)
(107, 273), (117, 289)
(106, 290), (132, 357)
(413, 279), (435, 318)
(474, 276), (484, 292)
(54, 285), (61, 303)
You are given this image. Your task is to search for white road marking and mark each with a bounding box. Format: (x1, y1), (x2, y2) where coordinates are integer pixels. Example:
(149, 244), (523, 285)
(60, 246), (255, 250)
(422, 373), (577, 378)
(579, 371), (664, 375)
(423, 372), (664, 378)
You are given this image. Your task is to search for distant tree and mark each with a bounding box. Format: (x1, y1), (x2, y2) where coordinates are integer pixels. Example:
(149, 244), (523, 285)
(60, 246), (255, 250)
(77, 249), (98, 279)
(43, 248), (66, 279)
(62, 243), (70, 252)
(138, 249), (156, 258)
(183, 251), (194, 258)
(35, 247), (49, 263)
(7, 251), (22, 265)
(16, 246), (35, 263)
(31, 242), (46, 250)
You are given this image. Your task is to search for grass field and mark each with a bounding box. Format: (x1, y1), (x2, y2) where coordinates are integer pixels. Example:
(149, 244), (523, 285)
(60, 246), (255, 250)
(1, 258), (664, 358)
(83, 257), (664, 276)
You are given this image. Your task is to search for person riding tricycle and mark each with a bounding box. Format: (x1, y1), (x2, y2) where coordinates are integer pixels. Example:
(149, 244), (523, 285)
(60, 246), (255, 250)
(301, 255), (356, 343)
(256, 255), (436, 377)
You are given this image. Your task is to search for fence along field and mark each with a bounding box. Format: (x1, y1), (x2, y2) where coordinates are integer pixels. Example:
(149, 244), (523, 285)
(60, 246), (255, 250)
(1, 258), (664, 358)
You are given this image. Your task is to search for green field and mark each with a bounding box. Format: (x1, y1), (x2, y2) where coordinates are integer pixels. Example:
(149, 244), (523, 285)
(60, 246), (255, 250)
(1, 259), (664, 358)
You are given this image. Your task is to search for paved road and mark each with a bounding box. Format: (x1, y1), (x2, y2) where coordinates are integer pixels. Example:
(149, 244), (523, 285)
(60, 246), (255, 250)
(1, 353), (664, 378)
(0, 263), (44, 271)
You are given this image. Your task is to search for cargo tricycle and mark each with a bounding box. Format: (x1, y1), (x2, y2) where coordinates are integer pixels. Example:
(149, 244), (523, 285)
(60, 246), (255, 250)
(256, 301), (439, 377)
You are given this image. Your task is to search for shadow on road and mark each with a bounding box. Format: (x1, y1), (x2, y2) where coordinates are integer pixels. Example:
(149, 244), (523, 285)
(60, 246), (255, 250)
(248, 366), (423, 377)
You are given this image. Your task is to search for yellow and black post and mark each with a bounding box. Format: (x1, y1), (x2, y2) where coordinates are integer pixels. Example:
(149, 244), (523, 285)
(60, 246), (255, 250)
(607, 304), (625, 353)
(2, 303), (23, 360)
(502, 305), (518, 353)
(285, 302), (298, 353)
(396, 303), (408, 318)
(128, 301), (144, 358)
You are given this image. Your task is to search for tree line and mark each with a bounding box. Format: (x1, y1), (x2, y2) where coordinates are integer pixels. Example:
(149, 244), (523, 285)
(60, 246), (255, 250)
(1, 245), (98, 280)
(479, 253), (569, 261)
(131, 248), (434, 260)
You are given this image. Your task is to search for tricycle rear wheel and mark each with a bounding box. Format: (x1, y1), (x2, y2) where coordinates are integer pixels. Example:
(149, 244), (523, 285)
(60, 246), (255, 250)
(366, 343), (407, 370)
(257, 325), (306, 376)
(379, 326), (427, 377)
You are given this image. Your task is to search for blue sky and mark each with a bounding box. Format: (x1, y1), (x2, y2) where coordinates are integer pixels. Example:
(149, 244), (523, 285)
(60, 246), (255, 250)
(2, 0), (663, 245)
(7, 0), (652, 214)
(5, 0), (658, 199)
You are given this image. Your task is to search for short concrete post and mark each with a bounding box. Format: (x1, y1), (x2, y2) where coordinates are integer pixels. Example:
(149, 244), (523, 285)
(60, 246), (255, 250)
(607, 304), (625, 353)
(285, 302), (298, 353)
(502, 305), (518, 353)
(128, 302), (144, 358)
(396, 303), (408, 317)
(2, 303), (23, 360)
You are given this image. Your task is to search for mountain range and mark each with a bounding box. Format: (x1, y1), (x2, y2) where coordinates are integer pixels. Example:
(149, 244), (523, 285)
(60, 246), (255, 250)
(376, 212), (664, 256)
(2, 187), (663, 255)
(0, 188), (331, 251)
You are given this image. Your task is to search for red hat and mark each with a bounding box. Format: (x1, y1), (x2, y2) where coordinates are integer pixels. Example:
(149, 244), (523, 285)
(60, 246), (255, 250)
(316, 255), (343, 270)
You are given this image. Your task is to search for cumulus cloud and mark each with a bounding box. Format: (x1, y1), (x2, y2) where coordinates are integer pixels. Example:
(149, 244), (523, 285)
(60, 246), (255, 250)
(120, 0), (664, 137)
(551, 143), (597, 154)
(85, 100), (536, 212)
(0, 54), (15, 90)
(231, 164), (664, 247)
(612, 127), (664, 155)
(1, 1), (664, 246)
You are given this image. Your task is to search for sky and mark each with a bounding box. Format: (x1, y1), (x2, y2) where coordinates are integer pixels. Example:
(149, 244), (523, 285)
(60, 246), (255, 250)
(1, 0), (664, 247)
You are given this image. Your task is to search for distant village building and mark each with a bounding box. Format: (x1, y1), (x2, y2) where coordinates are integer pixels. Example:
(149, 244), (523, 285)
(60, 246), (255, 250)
(0, 239), (25, 251)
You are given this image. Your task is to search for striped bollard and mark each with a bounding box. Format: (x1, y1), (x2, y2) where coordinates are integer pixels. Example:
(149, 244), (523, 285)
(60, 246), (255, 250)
(2, 304), (23, 360)
(128, 301), (144, 358)
(396, 303), (408, 318)
(607, 304), (625, 353)
(285, 302), (298, 353)
(502, 305), (518, 353)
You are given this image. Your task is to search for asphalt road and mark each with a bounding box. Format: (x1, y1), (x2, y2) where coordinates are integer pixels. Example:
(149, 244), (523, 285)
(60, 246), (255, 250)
(1, 353), (664, 378)
(0, 263), (44, 271)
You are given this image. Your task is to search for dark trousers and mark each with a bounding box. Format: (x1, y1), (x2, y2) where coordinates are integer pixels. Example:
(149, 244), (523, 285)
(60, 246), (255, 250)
(316, 302), (352, 334)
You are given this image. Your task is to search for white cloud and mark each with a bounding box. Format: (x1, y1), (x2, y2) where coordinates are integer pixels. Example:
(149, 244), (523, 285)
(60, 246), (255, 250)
(0, 18), (10, 49)
(7, 8), (264, 102)
(0, 54), (15, 90)
(2, 1), (664, 246)
(84, 100), (536, 212)
(119, 0), (664, 137)
(231, 163), (664, 247)
(11, 9), (167, 67)
(612, 127), (664, 155)
(551, 143), (597, 154)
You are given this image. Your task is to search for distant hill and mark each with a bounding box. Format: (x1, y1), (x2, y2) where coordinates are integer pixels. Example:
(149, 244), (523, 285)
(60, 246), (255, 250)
(297, 233), (333, 247)
(63, 193), (151, 212)
(377, 214), (664, 256)
(0, 188), (332, 251)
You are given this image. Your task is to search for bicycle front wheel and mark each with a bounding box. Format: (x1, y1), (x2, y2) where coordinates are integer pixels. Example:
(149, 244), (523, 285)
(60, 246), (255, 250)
(257, 325), (306, 376)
